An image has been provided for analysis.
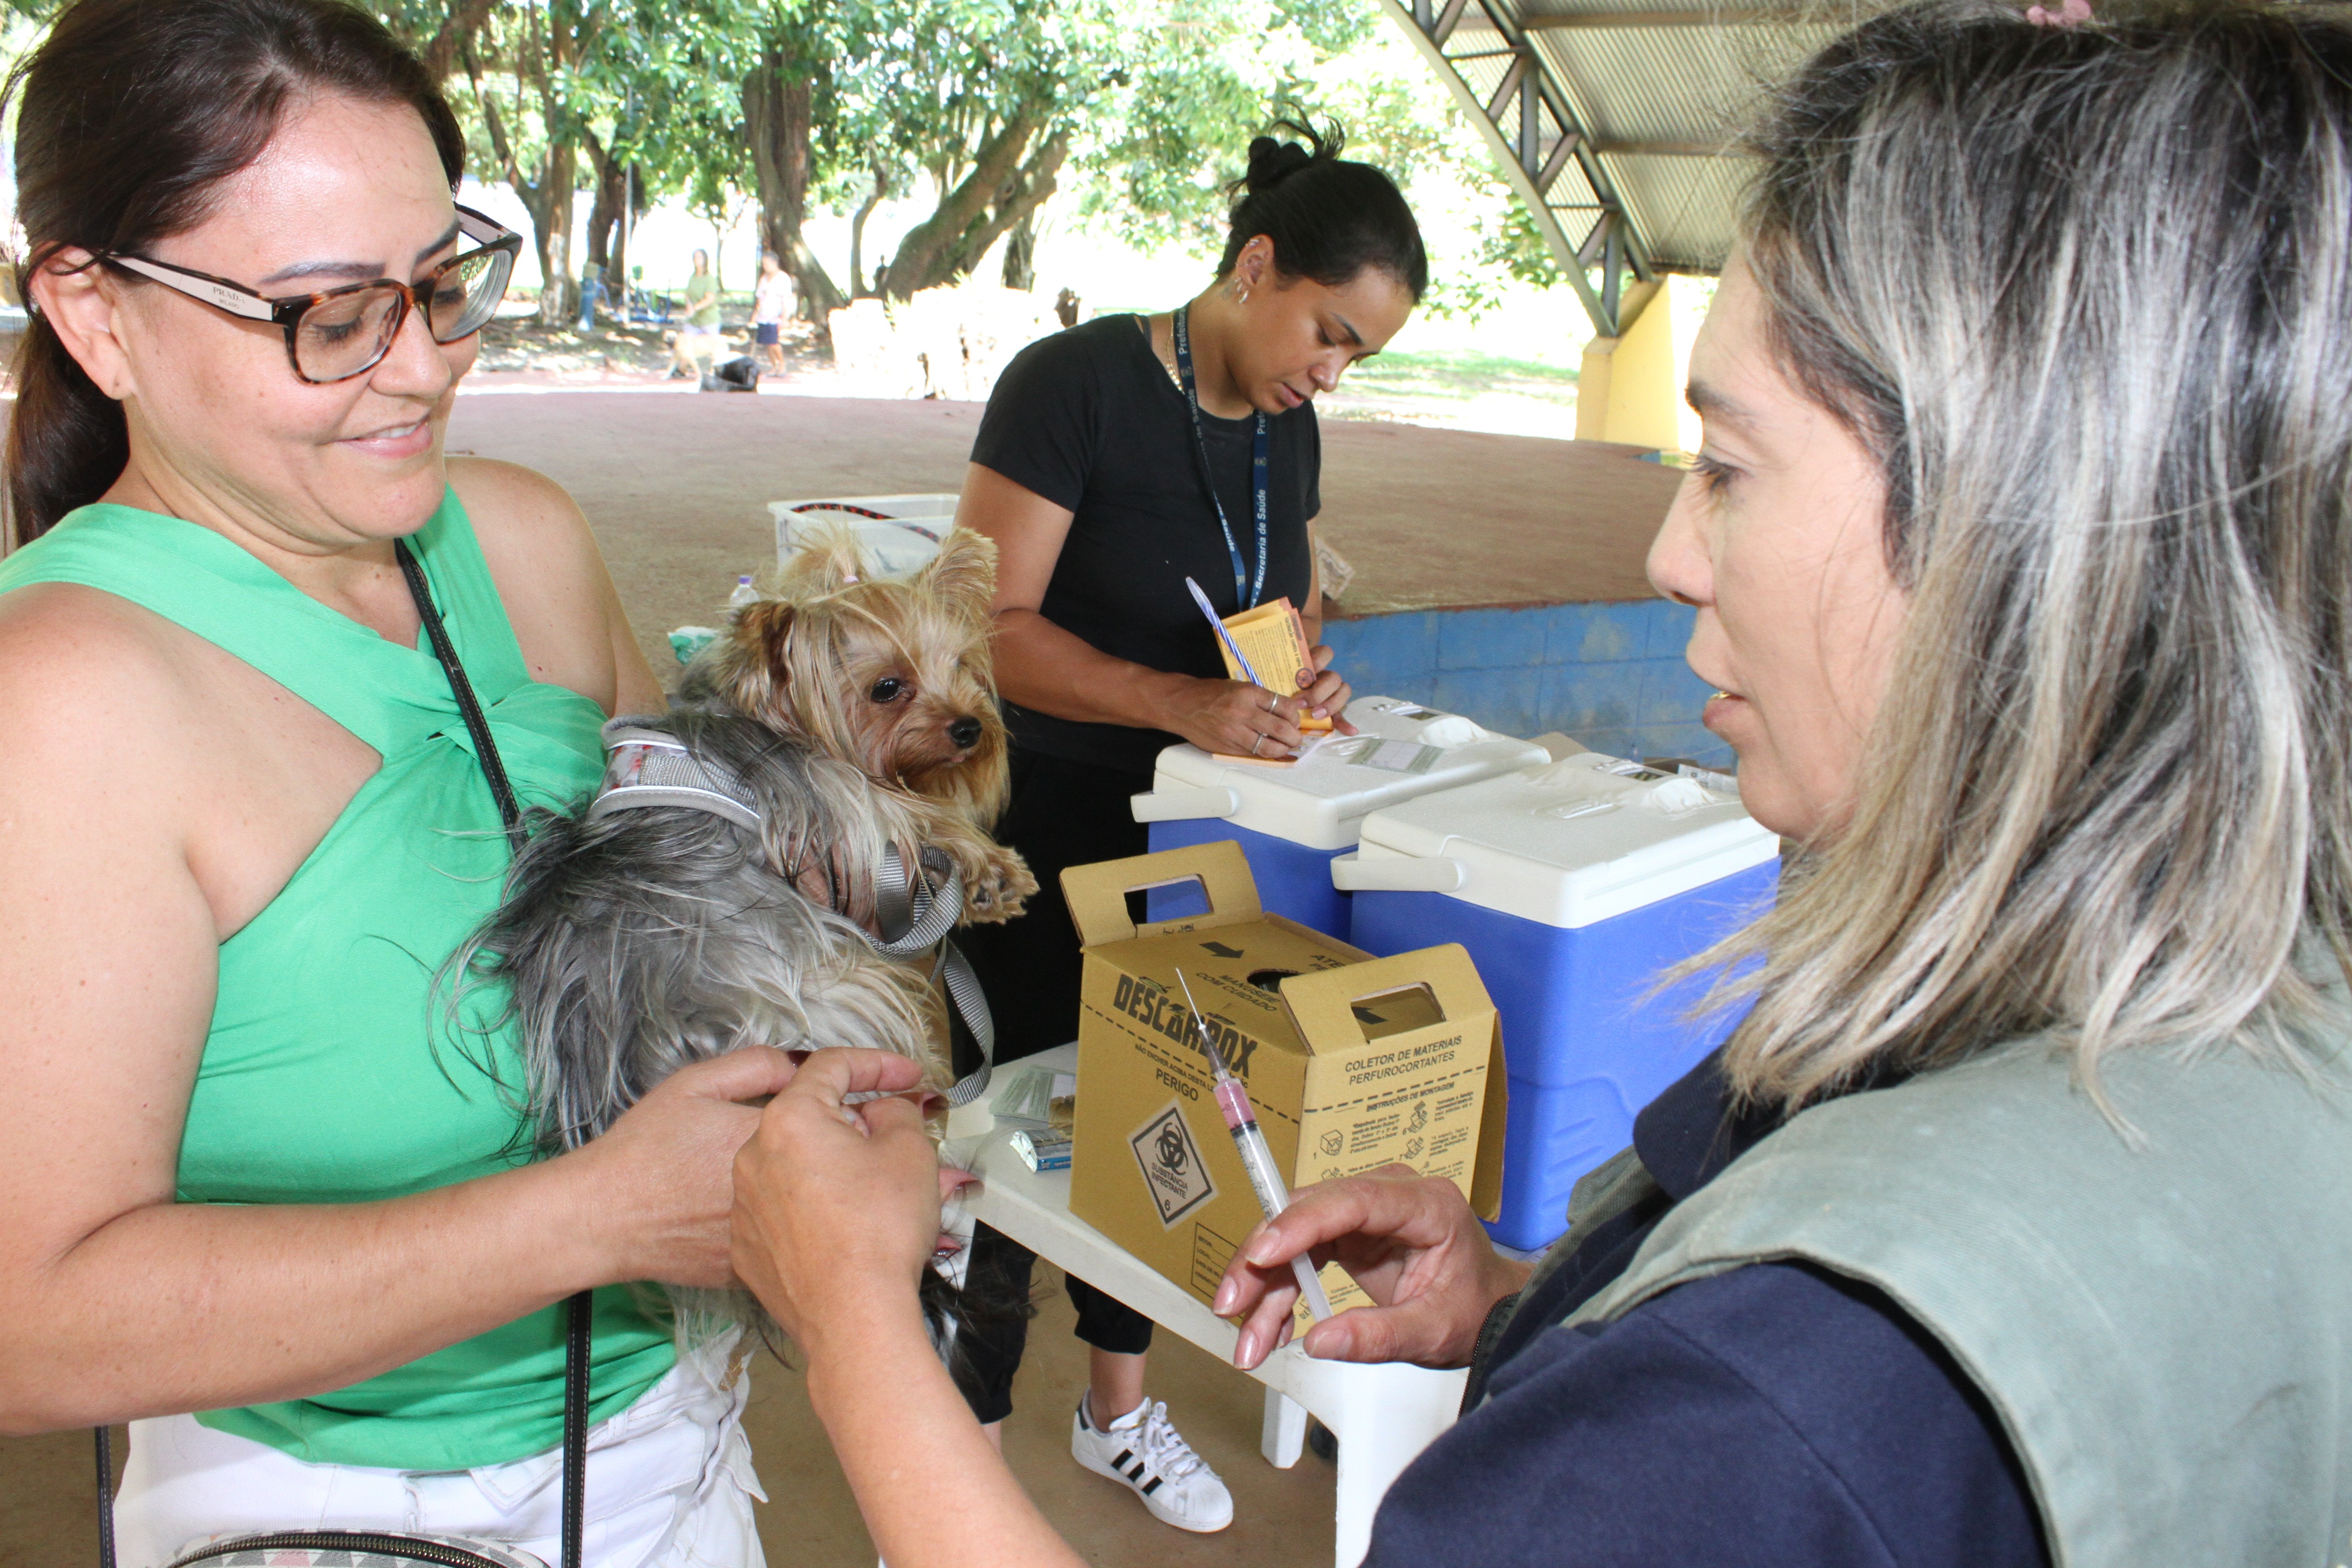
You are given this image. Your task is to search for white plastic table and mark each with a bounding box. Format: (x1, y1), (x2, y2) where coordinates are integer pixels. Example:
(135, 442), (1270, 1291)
(948, 1044), (1467, 1568)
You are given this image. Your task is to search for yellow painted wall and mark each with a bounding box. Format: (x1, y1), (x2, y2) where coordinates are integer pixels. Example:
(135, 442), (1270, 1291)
(1575, 276), (1704, 454)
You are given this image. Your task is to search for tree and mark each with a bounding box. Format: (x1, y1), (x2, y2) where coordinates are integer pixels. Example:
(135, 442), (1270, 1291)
(451, 1), (610, 325)
(741, 8), (850, 318)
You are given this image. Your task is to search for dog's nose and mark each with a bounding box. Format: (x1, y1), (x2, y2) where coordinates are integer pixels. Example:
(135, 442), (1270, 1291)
(948, 716), (983, 750)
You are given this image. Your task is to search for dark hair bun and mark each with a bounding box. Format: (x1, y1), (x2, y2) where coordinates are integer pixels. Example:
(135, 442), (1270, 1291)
(1245, 133), (1319, 193)
(1220, 116), (1425, 303)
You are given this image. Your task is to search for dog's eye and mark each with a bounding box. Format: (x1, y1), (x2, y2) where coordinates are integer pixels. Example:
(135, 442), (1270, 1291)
(869, 677), (904, 703)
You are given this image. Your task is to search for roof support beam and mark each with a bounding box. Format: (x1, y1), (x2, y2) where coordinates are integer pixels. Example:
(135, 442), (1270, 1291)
(1374, 0), (1655, 337)
(1592, 138), (1738, 156)
(1486, 50), (1532, 122)
(1522, 7), (1804, 26)
(1534, 127), (1582, 196)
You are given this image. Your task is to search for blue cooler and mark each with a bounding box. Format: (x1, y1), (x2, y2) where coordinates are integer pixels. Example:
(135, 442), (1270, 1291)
(1130, 696), (1547, 937)
(1338, 752), (1781, 1249)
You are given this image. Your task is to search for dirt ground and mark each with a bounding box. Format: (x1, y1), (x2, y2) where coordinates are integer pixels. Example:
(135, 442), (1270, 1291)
(474, 309), (1583, 439)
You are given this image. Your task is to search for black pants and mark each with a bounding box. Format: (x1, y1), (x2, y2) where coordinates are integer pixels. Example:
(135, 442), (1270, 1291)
(954, 749), (1157, 1425)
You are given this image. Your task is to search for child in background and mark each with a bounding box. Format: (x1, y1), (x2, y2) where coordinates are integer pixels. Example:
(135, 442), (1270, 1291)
(754, 251), (794, 373)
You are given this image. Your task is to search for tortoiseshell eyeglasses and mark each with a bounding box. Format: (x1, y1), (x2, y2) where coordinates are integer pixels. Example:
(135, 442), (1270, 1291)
(98, 205), (522, 384)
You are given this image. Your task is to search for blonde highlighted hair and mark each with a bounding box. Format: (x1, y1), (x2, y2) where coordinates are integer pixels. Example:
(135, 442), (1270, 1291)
(1710, 0), (2352, 1107)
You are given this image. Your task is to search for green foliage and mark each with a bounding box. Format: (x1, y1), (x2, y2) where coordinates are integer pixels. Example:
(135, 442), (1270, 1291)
(0, 0), (1578, 327)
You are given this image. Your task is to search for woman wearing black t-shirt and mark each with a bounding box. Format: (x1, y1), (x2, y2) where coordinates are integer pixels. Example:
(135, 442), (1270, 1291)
(951, 124), (1425, 1531)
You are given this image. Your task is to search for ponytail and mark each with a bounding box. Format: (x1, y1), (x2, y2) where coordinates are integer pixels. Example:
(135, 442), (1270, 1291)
(5, 288), (129, 552)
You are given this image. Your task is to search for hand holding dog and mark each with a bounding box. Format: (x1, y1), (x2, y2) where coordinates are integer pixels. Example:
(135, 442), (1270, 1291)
(568, 1046), (804, 1290)
(1214, 1165), (1530, 1372)
(730, 1048), (962, 1351)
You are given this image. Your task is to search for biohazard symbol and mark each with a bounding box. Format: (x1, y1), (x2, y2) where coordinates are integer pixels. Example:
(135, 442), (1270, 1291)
(1129, 1102), (1215, 1227)
(1156, 1119), (1190, 1176)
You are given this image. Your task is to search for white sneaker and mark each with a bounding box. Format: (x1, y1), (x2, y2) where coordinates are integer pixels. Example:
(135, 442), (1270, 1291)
(1070, 1394), (1235, 1533)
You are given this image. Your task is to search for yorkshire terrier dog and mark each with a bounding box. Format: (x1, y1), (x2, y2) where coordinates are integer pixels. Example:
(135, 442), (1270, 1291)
(677, 524), (1035, 929)
(454, 526), (1033, 1348)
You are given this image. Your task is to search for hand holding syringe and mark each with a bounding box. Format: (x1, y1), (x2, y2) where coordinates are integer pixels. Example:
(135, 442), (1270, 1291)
(1174, 968), (1334, 1323)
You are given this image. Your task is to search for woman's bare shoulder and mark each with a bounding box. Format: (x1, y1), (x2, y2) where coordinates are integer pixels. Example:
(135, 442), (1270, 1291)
(0, 581), (198, 728)
(445, 456), (656, 712)
(446, 455), (594, 551)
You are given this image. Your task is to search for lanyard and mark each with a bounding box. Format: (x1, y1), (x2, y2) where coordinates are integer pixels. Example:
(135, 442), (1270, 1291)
(1171, 304), (1270, 610)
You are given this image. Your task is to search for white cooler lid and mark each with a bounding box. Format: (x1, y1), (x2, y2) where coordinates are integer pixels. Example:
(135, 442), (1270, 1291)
(1353, 752), (1780, 928)
(1136, 696), (1548, 852)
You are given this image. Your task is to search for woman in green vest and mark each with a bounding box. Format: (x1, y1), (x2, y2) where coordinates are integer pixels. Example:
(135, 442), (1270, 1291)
(730, 3), (2352, 1565)
(0, 0), (789, 1558)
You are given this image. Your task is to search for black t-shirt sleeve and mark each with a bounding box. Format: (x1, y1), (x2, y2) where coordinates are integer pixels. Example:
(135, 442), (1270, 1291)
(970, 330), (1099, 514)
(1365, 1262), (2049, 1568)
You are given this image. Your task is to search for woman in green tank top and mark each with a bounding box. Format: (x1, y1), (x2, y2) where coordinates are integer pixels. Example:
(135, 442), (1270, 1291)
(0, 3), (788, 1559)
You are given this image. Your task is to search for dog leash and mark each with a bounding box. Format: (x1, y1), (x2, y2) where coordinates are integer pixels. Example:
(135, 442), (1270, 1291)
(592, 720), (995, 1106)
(870, 844), (995, 1107)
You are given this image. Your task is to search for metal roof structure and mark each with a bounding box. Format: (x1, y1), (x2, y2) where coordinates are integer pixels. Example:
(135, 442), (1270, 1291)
(1377, 0), (1872, 336)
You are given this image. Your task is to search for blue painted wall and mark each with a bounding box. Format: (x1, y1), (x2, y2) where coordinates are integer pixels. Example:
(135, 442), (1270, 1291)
(1322, 598), (1731, 769)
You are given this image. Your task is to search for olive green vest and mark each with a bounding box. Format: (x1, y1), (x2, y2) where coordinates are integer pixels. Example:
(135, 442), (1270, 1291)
(1522, 1031), (2352, 1568)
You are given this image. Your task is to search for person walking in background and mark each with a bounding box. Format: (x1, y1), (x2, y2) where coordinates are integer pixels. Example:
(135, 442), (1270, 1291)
(753, 251), (794, 374)
(666, 247), (720, 380)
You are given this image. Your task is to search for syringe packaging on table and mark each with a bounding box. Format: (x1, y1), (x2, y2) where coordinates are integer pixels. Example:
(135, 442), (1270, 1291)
(1337, 753), (1782, 1251)
(1060, 840), (1505, 1321)
(1130, 696), (1548, 937)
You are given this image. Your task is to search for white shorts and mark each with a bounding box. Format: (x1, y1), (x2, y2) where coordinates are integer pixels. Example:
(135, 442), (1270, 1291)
(111, 1336), (766, 1568)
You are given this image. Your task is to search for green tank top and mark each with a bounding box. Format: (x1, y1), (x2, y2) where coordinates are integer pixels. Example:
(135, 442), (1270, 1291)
(0, 489), (676, 1470)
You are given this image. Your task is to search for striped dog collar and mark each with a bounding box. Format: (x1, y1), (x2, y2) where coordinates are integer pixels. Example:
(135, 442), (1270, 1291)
(587, 719), (764, 832)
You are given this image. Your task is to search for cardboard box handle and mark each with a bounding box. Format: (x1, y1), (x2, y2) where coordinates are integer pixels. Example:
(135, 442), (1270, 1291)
(1060, 839), (1264, 946)
(1277, 943), (1496, 1051)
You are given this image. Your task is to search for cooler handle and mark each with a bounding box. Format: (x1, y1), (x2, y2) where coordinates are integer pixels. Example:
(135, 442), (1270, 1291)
(1130, 786), (1240, 824)
(1330, 852), (1467, 894)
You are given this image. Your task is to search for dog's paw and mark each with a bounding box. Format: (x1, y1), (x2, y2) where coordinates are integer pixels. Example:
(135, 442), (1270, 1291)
(958, 845), (1038, 925)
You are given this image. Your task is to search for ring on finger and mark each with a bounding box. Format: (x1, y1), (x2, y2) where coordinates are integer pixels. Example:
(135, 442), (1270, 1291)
(1251, 733), (1265, 755)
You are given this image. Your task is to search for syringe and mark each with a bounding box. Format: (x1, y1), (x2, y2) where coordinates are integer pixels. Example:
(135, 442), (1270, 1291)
(1173, 968), (1333, 1322)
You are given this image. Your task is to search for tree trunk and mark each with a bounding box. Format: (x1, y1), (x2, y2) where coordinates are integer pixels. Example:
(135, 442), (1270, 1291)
(848, 168), (886, 297)
(461, 29), (580, 328)
(535, 139), (576, 326)
(1001, 211), (1037, 292)
(582, 130), (629, 294)
(415, 0), (501, 81)
(879, 113), (1068, 299)
(743, 43), (845, 321)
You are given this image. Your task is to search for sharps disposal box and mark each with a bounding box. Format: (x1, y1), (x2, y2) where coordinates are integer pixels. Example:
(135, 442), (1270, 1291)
(1063, 840), (1506, 1316)
(1130, 696), (1546, 938)
(1337, 754), (1781, 1250)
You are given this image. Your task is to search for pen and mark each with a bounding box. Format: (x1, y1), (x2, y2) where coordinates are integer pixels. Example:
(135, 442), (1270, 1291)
(1174, 968), (1334, 1322)
(1185, 576), (1266, 688)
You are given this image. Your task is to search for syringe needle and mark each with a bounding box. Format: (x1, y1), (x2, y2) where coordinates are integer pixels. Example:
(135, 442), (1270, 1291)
(1175, 969), (1334, 1323)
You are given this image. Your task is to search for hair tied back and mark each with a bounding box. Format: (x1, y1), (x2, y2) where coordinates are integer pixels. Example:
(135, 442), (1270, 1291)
(1245, 133), (1319, 192)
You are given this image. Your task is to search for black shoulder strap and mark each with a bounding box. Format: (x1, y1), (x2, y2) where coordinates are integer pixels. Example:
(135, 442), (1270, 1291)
(92, 539), (594, 1568)
(395, 537), (597, 1568)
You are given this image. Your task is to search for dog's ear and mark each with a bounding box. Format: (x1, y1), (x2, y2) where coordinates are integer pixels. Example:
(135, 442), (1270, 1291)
(920, 528), (998, 617)
(721, 598), (798, 718)
(782, 522), (872, 594)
